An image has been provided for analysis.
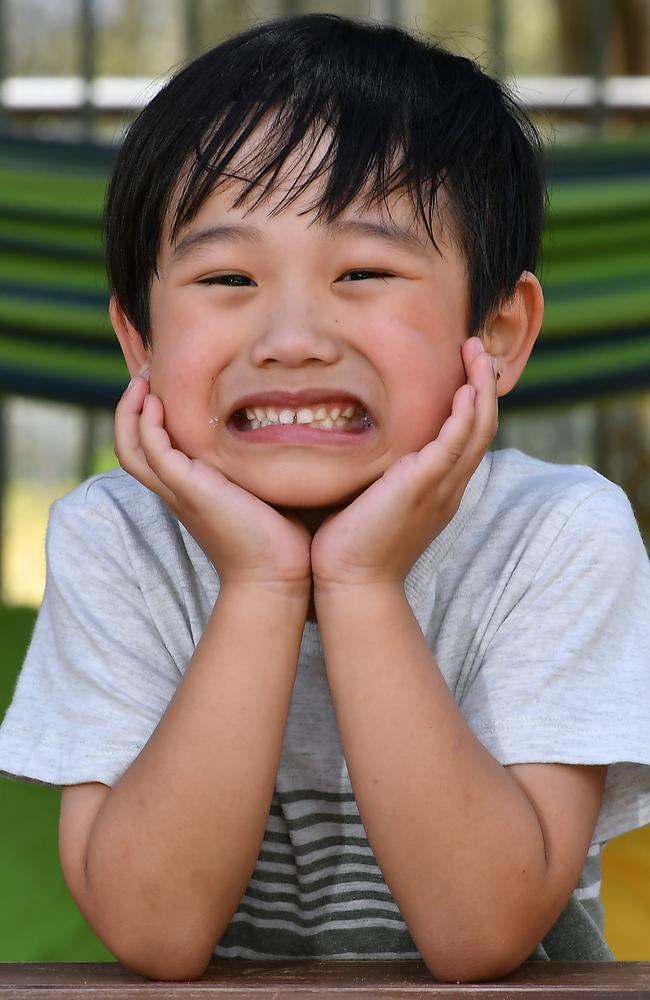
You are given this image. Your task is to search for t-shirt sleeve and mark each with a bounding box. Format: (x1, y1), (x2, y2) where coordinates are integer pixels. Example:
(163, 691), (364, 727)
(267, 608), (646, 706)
(0, 490), (182, 787)
(460, 483), (650, 842)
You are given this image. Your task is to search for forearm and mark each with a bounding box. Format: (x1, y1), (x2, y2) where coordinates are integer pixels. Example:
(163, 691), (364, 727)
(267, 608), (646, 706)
(315, 583), (558, 980)
(79, 584), (307, 978)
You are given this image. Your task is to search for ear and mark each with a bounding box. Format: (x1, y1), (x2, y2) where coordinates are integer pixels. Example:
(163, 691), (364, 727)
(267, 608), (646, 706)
(481, 272), (544, 397)
(109, 296), (152, 377)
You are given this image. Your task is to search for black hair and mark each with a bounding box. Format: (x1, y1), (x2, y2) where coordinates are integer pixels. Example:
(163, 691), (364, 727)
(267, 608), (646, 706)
(104, 14), (546, 346)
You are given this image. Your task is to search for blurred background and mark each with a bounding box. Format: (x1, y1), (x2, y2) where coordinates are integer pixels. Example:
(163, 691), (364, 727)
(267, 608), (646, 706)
(0, 0), (649, 965)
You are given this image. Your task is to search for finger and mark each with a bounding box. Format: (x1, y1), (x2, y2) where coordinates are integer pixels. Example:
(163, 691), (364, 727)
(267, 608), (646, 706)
(461, 336), (487, 372)
(115, 381), (178, 504)
(465, 342), (499, 448)
(137, 394), (196, 499)
(429, 382), (477, 466)
(114, 375), (150, 467)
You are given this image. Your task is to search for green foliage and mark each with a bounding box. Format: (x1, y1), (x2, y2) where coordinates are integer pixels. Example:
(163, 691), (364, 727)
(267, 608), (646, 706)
(0, 605), (114, 962)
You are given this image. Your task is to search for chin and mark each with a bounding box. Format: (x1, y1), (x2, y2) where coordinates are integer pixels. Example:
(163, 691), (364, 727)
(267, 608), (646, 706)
(243, 475), (372, 511)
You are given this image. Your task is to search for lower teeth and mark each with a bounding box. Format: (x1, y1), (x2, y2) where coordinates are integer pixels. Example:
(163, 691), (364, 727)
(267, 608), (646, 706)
(248, 417), (350, 430)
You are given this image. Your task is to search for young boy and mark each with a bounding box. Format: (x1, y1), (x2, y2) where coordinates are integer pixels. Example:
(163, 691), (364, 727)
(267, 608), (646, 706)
(1, 14), (650, 983)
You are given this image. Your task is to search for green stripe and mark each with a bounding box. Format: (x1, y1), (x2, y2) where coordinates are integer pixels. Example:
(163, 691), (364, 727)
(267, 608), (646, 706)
(0, 339), (125, 382)
(0, 217), (102, 254)
(541, 288), (650, 336)
(0, 253), (106, 289)
(0, 168), (105, 217)
(520, 337), (650, 388)
(0, 297), (112, 337)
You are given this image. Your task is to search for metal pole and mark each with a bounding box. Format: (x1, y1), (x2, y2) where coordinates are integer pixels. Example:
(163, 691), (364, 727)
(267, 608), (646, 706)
(490, 0), (506, 78)
(377, 0), (402, 25)
(185, 0), (201, 59)
(0, 0), (6, 130)
(80, 409), (97, 482)
(590, 0), (610, 133)
(80, 0), (97, 139)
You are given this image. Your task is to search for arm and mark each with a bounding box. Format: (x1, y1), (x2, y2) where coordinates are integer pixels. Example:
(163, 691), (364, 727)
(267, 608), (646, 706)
(60, 584), (306, 981)
(311, 339), (606, 980)
(59, 376), (311, 981)
(314, 582), (606, 981)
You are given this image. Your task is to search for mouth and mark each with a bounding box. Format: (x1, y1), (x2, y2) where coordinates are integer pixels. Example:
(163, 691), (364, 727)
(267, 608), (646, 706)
(227, 392), (374, 437)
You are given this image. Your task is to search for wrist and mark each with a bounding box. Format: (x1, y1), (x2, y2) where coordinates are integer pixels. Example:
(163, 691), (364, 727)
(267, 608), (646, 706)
(313, 577), (406, 612)
(217, 576), (312, 611)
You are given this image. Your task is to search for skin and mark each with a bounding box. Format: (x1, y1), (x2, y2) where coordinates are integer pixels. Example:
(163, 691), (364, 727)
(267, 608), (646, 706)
(58, 170), (607, 982)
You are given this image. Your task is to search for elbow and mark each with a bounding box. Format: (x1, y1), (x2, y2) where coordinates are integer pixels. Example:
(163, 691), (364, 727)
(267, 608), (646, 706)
(85, 905), (223, 982)
(421, 952), (526, 985)
(417, 929), (533, 984)
(108, 938), (214, 982)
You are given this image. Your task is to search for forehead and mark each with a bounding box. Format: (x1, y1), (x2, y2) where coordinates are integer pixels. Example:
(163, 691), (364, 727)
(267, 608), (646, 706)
(164, 119), (456, 254)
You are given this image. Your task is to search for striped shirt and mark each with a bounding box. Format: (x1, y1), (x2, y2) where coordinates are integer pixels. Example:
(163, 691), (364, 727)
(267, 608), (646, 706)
(2, 451), (650, 961)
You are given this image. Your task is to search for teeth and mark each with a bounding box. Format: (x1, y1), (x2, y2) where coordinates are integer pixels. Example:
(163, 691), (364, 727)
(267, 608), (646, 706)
(238, 402), (367, 430)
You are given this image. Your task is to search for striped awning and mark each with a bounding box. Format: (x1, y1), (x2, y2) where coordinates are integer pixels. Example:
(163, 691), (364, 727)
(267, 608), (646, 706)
(0, 133), (648, 411)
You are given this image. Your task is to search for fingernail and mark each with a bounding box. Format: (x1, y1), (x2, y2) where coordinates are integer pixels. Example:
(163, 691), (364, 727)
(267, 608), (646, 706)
(491, 356), (499, 377)
(141, 368), (150, 381)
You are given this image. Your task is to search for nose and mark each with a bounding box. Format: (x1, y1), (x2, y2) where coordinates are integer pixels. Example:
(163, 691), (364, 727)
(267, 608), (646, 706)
(249, 302), (342, 369)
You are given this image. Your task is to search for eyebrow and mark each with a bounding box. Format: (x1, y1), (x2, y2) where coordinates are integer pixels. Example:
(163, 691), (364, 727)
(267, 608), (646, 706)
(327, 218), (429, 254)
(171, 216), (428, 262)
(172, 224), (264, 260)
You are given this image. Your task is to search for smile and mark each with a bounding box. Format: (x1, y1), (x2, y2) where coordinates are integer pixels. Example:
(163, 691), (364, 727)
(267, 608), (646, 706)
(232, 401), (371, 432)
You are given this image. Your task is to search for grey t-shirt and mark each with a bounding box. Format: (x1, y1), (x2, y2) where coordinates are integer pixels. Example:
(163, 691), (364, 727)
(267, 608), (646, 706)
(1, 448), (650, 960)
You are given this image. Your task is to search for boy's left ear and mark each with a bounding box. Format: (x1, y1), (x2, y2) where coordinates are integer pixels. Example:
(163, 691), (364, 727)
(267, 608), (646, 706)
(481, 272), (544, 396)
(109, 296), (152, 377)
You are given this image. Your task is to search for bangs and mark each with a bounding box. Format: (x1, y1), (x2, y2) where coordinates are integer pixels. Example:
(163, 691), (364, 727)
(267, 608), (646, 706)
(166, 17), (481, 248)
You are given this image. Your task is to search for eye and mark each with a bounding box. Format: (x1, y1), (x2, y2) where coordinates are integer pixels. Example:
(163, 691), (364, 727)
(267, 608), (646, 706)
(336, 270), (394, 283)
(198, 274), (257, 287)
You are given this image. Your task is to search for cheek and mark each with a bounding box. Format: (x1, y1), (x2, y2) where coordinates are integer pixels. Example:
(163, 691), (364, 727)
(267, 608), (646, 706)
(375, 326), (467, 449)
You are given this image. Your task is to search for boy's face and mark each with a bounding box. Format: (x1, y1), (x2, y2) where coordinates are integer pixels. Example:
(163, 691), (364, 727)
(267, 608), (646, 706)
(144, 170), (470, 510)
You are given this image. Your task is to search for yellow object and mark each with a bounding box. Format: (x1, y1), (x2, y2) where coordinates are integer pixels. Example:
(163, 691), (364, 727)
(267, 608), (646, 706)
(602, 824), (650, 958)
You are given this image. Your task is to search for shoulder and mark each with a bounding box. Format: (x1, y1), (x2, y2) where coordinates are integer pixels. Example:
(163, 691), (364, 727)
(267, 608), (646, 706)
(448, 449), (647, 602)
(50, 469), (178, 545)
(53, 467), (168, 523)
(484, 448), (637, 545)
(47, 469), (200, 576)
(487, 448), (624, 508)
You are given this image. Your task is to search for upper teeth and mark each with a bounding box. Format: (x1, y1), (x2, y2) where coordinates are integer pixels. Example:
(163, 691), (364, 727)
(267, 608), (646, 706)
(243, 404), (357, 429)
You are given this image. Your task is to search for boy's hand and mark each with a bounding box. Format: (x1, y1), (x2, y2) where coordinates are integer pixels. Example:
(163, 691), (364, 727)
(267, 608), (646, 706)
(114, 375), (312, 594)
(310, 338), (497, 591)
